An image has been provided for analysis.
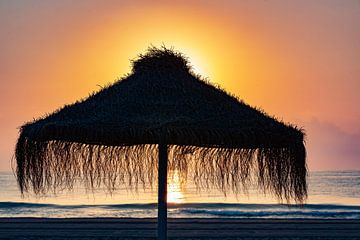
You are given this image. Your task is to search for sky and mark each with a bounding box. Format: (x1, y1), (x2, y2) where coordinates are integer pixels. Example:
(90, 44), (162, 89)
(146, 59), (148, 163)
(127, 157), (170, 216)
(0, 0), (359, 171)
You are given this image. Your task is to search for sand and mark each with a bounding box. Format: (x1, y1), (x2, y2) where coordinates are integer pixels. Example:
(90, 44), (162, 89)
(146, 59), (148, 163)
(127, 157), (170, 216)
(0, 218), (359, 239)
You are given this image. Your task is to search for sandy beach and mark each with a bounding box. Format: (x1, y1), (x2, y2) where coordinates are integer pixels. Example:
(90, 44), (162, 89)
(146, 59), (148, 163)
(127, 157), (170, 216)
(0, 218), (359, 239)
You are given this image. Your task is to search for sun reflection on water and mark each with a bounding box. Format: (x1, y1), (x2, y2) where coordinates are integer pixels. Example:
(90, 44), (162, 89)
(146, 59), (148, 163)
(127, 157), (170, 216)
(167, 170), (184, 203)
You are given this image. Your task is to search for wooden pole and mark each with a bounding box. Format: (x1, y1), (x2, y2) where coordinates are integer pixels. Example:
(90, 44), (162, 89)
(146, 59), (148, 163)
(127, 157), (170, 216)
(158, 142), (168, 240)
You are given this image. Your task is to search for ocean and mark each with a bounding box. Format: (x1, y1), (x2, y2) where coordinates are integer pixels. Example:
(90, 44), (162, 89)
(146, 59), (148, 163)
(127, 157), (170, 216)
(0, 171), (359, 219)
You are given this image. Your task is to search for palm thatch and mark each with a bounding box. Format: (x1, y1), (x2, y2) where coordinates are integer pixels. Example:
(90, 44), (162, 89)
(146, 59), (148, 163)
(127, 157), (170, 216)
(15, 47), (307, 203)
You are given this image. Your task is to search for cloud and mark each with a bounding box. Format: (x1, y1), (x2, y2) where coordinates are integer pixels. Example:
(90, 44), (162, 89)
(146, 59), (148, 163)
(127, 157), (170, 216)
(304, 119), (360, 171)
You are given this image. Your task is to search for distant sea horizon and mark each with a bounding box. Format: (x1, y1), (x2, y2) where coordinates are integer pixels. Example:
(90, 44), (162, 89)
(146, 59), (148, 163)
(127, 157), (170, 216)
(1, 170), (359, 219)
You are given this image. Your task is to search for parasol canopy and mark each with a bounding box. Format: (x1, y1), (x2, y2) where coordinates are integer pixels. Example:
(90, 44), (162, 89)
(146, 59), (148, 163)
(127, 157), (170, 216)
(15, 47), (307, 201)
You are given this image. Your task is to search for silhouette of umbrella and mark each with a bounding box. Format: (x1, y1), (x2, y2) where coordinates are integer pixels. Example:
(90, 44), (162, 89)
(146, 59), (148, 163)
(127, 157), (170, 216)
(15, 47), (307, 239)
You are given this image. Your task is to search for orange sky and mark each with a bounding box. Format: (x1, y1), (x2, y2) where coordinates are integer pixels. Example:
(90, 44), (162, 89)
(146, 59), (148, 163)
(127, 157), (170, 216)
(1, 1), (359, 171)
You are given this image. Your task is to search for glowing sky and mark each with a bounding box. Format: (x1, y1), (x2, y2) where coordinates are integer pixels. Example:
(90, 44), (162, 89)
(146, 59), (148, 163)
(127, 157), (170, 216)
(0, 0), (359, 171)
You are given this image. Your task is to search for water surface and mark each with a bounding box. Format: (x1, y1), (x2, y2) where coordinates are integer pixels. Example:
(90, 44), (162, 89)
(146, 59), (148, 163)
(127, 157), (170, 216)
(1, 171), (359, 218)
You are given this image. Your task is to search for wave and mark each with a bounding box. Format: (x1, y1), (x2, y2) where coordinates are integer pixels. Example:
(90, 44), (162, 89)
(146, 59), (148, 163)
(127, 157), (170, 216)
(181, 209), (360, 218)
(1, 201), (360, 215)
(1, 202), (360, 219)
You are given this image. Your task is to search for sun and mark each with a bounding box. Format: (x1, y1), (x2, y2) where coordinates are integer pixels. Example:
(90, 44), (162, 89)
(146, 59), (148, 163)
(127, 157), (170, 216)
(167, 170), (184, 203)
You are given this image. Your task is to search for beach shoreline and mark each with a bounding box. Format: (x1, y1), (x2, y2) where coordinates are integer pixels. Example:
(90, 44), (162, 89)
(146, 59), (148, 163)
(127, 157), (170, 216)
(1, 217), (359, 239)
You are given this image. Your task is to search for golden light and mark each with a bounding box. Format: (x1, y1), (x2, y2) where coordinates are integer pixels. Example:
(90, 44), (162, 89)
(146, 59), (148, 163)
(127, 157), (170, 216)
(68, 4), (245, 89)
(167, 170), (184, 203)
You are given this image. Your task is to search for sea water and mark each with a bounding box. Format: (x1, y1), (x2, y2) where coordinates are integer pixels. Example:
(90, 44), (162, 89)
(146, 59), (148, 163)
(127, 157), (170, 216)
(0, 171), (359, 218)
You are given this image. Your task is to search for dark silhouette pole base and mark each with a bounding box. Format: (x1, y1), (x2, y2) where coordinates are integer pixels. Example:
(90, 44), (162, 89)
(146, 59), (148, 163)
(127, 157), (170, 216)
(158, 142), (168, 240)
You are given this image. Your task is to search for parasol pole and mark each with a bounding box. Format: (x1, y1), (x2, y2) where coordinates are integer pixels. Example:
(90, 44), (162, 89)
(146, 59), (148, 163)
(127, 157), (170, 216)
(158, 139), (168, 239)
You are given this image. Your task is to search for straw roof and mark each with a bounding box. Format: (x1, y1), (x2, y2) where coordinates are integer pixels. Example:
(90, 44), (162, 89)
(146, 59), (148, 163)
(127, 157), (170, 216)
(15, 47), (307, 202)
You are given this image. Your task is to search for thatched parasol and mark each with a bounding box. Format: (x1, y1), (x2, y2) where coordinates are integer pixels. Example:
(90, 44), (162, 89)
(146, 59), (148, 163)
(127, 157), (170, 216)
(15, 47), (307, 239)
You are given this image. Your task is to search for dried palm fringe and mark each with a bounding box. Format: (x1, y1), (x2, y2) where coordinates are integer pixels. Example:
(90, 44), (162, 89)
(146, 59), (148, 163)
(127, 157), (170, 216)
(15, 137), (307, 203)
